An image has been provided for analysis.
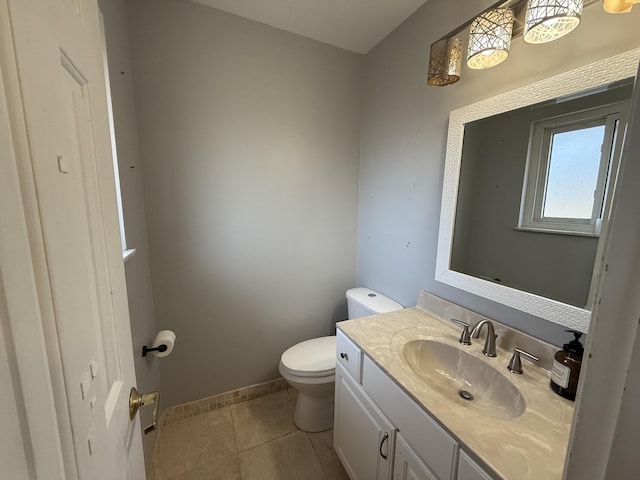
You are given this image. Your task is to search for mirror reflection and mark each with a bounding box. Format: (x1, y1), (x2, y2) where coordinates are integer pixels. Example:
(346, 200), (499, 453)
(450, 79), (633, 309)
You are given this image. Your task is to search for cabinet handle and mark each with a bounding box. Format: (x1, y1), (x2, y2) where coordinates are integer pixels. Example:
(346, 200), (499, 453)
(340, 352), (348, 361)
(379, 432), (389, 460)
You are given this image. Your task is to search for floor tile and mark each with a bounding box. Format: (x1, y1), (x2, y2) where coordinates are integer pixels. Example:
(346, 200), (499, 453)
(308, 429), (349, 480)
(231, 390), (297, 451)
(169, 454), (241, 480)
(154, 407), (237, 479)
(238, 431), (325, 480)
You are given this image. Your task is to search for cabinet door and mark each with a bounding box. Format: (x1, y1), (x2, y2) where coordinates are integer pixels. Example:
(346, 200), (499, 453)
(334, 363), (395, 480)
(362, 356), (457, 480)
(457, 451), (495, 480)
(394, 434), (437, 480)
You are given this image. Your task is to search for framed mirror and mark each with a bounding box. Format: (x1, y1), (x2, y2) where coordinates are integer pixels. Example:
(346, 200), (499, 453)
(436, 48), (640, 333)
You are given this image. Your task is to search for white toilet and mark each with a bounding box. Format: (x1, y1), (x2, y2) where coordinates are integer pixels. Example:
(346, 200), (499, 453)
(279, 287), (403, 432)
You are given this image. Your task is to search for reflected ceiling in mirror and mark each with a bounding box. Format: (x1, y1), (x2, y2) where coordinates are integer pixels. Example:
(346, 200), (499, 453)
(436, 48), (640, 333)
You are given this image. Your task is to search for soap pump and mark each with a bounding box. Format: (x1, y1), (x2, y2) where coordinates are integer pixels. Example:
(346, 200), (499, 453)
(550, 329), (584, 401)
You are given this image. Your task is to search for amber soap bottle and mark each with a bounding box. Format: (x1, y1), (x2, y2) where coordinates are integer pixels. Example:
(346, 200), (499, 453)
(550, 329), (584, 401)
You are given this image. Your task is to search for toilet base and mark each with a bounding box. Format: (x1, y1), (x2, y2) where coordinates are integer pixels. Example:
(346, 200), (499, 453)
(293, 390), (335, 432)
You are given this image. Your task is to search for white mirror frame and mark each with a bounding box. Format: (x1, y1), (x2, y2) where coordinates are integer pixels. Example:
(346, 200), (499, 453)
(436, 48), (640, 333)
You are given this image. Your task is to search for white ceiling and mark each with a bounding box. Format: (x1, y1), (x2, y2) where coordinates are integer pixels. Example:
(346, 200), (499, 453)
(190, 0), (429, 54)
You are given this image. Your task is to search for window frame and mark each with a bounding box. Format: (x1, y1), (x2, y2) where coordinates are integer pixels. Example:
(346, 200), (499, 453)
(519, 102), (628, 236)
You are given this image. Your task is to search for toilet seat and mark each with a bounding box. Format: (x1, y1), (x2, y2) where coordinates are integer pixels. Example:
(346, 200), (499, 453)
(280, 336), (336, 378)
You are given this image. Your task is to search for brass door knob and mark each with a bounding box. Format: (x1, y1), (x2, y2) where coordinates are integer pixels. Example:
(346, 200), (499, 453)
(129, 387), (160, 434)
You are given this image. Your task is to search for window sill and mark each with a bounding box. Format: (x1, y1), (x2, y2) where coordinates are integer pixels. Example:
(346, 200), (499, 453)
(123, 248), (136, 263)
(514, 227), (599, 238)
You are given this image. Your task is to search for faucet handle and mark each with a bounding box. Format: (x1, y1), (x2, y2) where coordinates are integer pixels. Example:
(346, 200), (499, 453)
(450, 318), (471, 345)
(507, 347), (539, 374)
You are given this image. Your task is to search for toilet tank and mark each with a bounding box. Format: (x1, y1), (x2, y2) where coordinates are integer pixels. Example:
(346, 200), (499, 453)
(346, 287), (404, 319)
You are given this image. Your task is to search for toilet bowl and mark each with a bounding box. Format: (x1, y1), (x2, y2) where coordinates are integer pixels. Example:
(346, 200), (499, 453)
(279, 336), (336, 432)
(279, 287), (404, 432)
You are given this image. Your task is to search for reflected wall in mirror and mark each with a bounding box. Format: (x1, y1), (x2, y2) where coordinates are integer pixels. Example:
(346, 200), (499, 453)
(436, 48), (640, 333)
(452, 80), (632, 309)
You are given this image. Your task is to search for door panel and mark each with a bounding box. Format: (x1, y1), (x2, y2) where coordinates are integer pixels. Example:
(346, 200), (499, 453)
(6, 0), (144, 477)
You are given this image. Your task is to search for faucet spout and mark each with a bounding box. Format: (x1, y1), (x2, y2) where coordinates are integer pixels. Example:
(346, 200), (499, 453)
(470, 320), (497, 357)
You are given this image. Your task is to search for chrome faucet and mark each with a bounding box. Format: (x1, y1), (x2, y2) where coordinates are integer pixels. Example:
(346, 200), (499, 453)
(470, 320), (497, 357)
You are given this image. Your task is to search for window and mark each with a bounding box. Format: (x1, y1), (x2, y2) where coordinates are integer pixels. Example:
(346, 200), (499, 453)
(519, 102), (628, 236)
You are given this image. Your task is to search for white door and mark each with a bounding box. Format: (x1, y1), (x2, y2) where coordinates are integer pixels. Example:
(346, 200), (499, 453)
(3, 0), (145, 478)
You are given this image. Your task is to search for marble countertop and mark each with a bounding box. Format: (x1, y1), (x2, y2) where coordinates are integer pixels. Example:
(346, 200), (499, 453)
(338, 306), (575, 480)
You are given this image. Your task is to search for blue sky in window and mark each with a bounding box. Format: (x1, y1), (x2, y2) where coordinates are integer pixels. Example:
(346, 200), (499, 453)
(543, 125), (605, 219)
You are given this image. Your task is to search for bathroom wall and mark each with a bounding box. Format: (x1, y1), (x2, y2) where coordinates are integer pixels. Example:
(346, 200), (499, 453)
(127, 0), (363, 406)
(99, 0), (160, 469)
(357, 0), (640, 346)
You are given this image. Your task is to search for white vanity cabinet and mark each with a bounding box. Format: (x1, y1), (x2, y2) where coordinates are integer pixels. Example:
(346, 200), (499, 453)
(361, 354), (458, 480)
(336, 329), (363, 382)
(457, 452), (494, 480)
(394, 434), (438, 480)
(334, 330), (498, 480)
(334, 362), (395, 480)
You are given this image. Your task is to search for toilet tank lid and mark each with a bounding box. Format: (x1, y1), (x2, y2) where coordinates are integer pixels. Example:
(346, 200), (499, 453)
(281, 336), (336, 375)
(346, 287), (404, 314)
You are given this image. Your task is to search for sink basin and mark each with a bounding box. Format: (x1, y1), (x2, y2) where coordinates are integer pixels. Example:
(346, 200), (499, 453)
(402, 339), (526, 419)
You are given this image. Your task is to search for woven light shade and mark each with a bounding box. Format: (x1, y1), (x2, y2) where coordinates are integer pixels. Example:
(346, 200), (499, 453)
(467, 8), (514, 70)
(427, 37), (463, 86)
(603, 0), (639, 13)
(523, 0), (583, 44)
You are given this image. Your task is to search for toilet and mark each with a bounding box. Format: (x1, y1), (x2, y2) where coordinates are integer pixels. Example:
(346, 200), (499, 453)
(279, 287), (404, 432)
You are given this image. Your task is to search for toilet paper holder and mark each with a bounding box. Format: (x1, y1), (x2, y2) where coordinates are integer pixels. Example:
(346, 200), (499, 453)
(141, 344), (167, 357)
(143, 330), (176, 358)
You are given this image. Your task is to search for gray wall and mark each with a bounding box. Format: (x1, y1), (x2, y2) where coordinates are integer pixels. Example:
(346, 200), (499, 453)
(452, 86), (632, 308)
(127, 0), (363, 406)
(357, 0), (640, 346)
(99, 0), (160, 469)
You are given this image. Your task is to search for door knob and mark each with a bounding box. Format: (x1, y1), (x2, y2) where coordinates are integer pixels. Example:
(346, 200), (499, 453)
(129, 387), (160, 434)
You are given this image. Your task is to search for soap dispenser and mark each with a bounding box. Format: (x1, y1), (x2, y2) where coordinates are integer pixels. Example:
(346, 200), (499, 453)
(550, 329), (584, 401)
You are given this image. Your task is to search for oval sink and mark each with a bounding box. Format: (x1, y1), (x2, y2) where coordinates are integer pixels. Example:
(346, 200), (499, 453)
(402, 339), (526, 419)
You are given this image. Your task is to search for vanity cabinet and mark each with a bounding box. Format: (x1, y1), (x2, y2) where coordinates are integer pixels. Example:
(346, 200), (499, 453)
(394, 434), (437, 480)
(362, 354), (458, 480)
(334, 330), (497, 480)
(334, 362), (395, 480)
(336, 329), (363, 382)
(457, 452), (494, 480)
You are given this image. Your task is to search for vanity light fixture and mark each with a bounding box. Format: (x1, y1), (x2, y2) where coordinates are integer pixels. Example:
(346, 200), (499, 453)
(523, 0), (584, 44)
(602, 0), (639, 13)
(426, 0), (631, 87)
(427, 37), (463, 86)
(467, 7), (514, 70)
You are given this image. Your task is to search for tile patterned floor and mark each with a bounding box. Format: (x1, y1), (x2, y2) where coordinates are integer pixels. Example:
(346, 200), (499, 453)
(152, 389), (349, 480)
